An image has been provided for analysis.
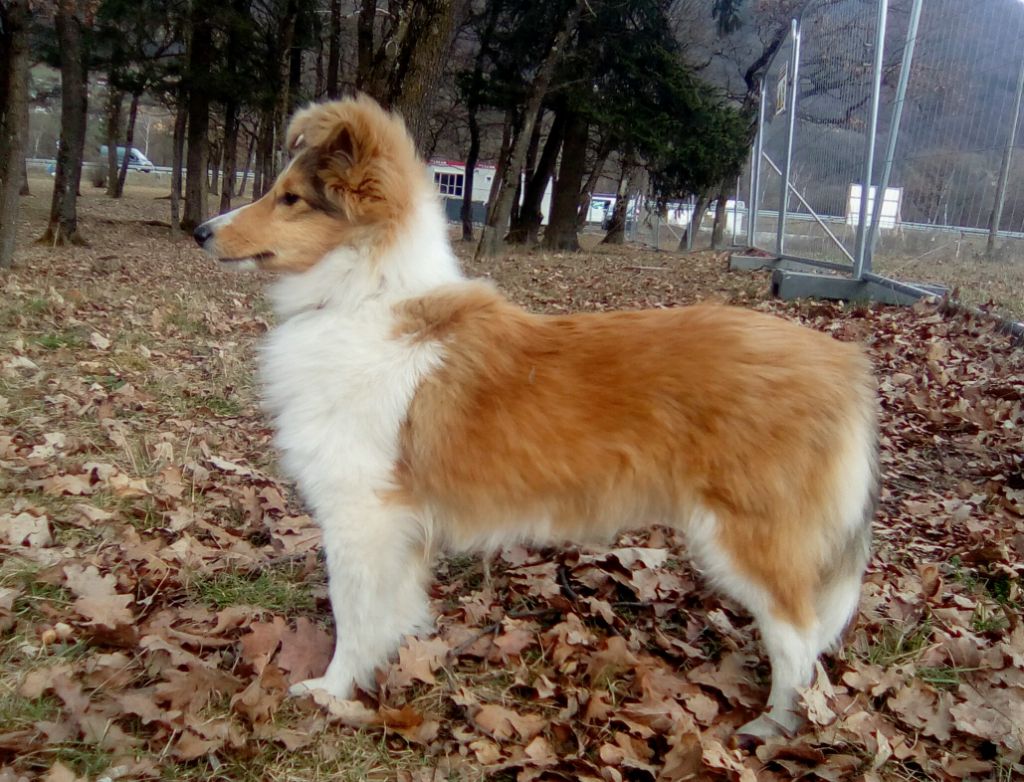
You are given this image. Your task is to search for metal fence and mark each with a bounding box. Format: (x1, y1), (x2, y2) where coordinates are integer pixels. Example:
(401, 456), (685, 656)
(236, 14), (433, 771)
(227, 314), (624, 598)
(738, 0), (1024, 326)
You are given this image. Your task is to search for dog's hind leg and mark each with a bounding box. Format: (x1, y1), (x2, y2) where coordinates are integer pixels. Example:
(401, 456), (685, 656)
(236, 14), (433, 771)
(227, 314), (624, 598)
(289, 498), (433, 699)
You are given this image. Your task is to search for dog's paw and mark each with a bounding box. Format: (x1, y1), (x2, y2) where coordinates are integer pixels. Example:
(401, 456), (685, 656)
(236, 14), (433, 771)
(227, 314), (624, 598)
(288, 675), (354, 700)
(732, 712), (796, 751)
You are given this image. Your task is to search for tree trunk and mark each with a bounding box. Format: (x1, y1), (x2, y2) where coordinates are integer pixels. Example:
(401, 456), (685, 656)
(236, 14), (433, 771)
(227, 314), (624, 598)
(113, 91), (140, 199)
(209, 145), (221, 197)
(277, 3), (299, 169)
(459, 1), (499, 243)
(327, 0), (342, 99)
(254, 108), (276, 198)
(0, 0), (31, 268)
(477, 0), (584, 259)
(543, 110), (588, 251)
(679, 192), (709, 251)
(508, 110), (565, 246)
(388, 0), (461, 153)
(104, 88), (122, 194)
(461, 107), (482, 242)
(170, 86), (187, 235)
(18, 97), (30, 195)
(485, 108), (515, 221)
(577, 136), (611, 229)
(506, 113), (544, 243)
(238, 130), (255, 197)
(356, 0), (375, 89)
(220, 101), (239, 213)
(40, 1), (89, 246)
(602, 155), (635, 245)
(183, 5), (213, 232)
(710, 187), (729, 249)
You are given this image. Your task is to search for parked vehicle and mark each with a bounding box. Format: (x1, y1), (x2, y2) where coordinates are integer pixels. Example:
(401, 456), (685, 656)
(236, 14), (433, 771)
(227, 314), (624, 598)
(98, 145), (155, 173)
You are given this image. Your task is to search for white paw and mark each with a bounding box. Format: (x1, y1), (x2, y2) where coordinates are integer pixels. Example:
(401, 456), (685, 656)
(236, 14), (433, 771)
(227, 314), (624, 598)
(734, 710), (800, 749)
(288, 675), (355, 700)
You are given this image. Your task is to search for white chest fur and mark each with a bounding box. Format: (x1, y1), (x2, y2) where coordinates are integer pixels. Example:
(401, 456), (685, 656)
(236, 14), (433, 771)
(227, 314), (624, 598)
(259, 303), (442, 517)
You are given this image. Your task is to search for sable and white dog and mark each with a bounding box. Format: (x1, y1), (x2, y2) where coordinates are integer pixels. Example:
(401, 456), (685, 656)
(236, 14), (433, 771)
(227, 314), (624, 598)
(194, 96), (878, 744)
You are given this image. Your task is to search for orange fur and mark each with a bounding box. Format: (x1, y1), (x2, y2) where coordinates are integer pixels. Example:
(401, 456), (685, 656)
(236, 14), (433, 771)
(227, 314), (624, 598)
(395, 283), (875, 628)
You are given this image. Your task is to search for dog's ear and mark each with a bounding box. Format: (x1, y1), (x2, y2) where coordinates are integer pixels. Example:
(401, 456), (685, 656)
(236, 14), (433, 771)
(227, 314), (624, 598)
(286, 102), (358, 164)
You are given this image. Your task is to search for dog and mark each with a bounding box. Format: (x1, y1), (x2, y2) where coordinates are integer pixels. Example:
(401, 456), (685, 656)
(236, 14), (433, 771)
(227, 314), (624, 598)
(194, 95), (878, 745)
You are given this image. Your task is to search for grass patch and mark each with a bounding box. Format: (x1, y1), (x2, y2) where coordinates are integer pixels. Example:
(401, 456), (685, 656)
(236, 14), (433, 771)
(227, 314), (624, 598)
(83, 373), (127, 391)
(35, 328), (88, 351)
(0, 691), (59, 730)
(196, 394), (243, 417)
(862, 620), (933, 667)
(190, 569), (316, 615)
(915, 665), (979, 690)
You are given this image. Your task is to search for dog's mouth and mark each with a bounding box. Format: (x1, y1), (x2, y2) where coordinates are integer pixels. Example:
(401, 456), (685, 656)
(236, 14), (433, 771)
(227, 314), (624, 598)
(218, 251), (276, 265)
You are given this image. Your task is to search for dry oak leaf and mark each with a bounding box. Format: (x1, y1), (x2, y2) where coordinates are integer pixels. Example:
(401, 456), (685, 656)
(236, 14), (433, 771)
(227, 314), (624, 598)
(231, 664), (288, 725)
(388, 636), (451, 689)
(277, 618), (336, 685)
(62, 564), (134, 628)
(0, 512), (52, 547)
(38, 473), (94, 496)
(472, 703), (547, 742)
(239, 617), (288, 675)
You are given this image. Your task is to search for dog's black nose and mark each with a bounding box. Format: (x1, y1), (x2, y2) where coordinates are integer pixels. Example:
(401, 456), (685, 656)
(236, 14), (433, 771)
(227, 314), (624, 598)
(193, 222), (213, 247)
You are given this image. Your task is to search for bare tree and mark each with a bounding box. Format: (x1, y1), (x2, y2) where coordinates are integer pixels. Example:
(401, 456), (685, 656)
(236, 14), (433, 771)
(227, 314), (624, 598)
(356, 0), (465, 152)
(476, 0), (585, 259)
(0, 0), (31, 268)
(182, 3), (213, 231)
(40, 0), (91, 246)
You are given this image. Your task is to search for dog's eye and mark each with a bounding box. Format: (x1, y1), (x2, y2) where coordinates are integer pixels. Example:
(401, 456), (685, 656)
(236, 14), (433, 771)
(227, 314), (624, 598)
(280, 192), (301, 206)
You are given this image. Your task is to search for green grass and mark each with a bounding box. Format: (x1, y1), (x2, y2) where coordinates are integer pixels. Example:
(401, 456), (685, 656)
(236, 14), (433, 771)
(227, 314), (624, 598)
(197, 394), (244, 417)
(189, 569), (316, 615)
(862, 620), (933, 667)
(0, 691), (59, 730)
(915, 665), (979, 690)
(82, 373), (127, 391)
(35, 329), (88, 351)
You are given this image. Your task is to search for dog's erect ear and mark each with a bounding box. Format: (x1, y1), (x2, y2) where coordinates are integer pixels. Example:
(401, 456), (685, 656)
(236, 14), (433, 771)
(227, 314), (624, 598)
(286, 102), (358, 166)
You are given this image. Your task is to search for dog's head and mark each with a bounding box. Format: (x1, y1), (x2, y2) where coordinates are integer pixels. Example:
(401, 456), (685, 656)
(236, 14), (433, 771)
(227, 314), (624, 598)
(193, 95), (425, 273)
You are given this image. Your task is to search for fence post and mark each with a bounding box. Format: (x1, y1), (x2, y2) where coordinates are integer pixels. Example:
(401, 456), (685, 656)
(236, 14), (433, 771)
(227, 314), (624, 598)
(748, 82), (767, 250)
(775, 18), (801, 256)
(732, 175), (740, 245)
(986, 49), (1024, 259)
(866, 0), (922, 271)
(853, 0), (889, 279)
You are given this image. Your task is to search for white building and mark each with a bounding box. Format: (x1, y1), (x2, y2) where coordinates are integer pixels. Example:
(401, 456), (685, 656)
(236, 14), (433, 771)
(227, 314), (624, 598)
(428, 159), (554, 225)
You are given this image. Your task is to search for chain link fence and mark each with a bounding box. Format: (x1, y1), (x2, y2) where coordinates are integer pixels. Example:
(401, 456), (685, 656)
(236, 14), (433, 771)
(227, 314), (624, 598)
(739, 0), (1024, 325)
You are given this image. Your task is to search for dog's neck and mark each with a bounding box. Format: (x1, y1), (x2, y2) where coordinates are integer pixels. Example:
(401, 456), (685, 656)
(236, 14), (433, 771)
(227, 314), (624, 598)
(268, 196), (464, 320)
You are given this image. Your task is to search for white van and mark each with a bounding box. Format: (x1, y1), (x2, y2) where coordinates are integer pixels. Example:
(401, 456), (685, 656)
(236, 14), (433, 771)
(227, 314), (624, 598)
(99, 145), (155, 172)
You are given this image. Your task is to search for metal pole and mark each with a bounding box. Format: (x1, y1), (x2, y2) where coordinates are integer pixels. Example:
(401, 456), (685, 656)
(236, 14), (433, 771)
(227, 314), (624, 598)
(654, 208), (660, 251)
(987, 49), (1024, 258)
(853, 0), (889, 279)
(866, 0), (922, 272)
(746, 145), (756, 247)
(776, 18), (801, 256)
(686, 195), (695, 251)
(732, 176), (740, 245)
(750, 82), (767, 249)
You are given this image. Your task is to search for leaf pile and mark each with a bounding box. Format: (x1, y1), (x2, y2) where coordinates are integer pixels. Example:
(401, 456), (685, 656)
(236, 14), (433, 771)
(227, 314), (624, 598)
(1, 190), (1022, 781)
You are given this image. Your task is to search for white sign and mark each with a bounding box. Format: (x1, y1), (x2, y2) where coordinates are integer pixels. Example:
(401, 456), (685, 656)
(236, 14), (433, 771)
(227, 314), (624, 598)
(846, 184), (902, 229)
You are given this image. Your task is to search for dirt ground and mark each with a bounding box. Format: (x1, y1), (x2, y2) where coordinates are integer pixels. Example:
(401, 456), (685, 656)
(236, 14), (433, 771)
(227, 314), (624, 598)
(1, 180), (1022, 781)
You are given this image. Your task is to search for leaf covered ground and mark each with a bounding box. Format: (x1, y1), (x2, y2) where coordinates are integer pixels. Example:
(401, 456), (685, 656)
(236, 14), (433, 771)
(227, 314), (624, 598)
(1, 183), (1023, 782)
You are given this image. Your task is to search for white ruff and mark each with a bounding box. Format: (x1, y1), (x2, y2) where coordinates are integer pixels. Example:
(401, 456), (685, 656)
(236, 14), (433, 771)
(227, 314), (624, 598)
(260, 194), (462, 696)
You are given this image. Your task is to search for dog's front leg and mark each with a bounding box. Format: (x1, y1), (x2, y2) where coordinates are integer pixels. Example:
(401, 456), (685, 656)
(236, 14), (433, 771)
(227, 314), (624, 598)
(289, 501), (433, 699)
